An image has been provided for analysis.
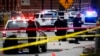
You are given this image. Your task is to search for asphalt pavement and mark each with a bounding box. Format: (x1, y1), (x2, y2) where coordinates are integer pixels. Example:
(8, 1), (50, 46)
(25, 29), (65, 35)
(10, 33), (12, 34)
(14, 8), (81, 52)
(0, 41), (95, 56)
(0, 32), (95, 56)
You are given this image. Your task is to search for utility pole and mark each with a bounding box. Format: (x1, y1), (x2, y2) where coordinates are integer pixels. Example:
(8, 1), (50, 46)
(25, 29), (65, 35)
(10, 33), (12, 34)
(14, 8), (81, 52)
(91, 0), (100, 55)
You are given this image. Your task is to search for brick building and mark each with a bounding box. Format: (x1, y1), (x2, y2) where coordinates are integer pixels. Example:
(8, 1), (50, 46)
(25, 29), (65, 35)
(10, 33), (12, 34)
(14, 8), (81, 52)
(0, 0), (91, 12)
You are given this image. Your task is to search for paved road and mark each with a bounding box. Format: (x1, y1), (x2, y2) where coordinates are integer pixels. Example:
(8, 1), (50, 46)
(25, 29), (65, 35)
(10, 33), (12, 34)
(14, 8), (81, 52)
(0, 48), (83, 56)
(0, 32), (95, 56)
(0, 41), (94, 56)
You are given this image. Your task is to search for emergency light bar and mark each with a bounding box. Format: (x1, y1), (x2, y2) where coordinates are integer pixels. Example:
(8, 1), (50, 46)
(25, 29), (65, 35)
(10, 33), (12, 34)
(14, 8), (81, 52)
(85, 10), (97, 17)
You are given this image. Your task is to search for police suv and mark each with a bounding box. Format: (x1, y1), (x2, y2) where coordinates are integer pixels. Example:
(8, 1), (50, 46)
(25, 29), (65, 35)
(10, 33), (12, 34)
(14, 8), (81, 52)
(35, 10), (58, 27)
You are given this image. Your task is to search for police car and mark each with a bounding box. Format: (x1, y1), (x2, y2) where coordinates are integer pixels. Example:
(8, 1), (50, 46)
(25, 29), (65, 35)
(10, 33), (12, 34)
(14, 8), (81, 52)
(35, 10), (58, 27)
(2, 15), (47, 53)
(2, 16), (28, 38)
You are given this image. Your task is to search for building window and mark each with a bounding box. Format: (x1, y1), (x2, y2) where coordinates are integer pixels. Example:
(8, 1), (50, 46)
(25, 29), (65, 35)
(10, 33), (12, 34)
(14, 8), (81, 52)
(21, 0), (30, 6)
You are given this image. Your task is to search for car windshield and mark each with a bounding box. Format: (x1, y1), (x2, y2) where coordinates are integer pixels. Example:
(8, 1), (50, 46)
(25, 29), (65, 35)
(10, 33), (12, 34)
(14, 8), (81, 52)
(7, 21), (28, 29)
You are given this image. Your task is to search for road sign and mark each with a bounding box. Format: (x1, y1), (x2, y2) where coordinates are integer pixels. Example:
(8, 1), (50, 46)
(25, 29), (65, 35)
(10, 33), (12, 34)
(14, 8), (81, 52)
(59, 0), (74, 9)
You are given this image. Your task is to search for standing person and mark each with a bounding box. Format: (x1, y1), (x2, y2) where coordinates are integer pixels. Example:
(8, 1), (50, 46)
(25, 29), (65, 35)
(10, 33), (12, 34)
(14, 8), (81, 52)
(73, 14), (83, 44)
(54, 16), (67, 41)
(26, 19), (40, 54)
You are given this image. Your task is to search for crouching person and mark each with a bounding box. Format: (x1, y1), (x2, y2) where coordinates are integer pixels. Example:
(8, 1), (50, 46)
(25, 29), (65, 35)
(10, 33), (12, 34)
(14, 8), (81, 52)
(3, 35), (18, 54)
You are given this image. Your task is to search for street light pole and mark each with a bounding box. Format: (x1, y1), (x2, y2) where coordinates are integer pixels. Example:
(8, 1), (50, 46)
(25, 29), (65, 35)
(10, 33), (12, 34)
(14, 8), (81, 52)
(95, 8), (100, 56)
(91, 0), (100, 55)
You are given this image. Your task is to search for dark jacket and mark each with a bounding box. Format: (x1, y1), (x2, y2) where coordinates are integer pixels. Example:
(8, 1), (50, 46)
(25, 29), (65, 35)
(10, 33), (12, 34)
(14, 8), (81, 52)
(26, 20), (40, 37)
(73, 17), (83, 27)
(26, 20), (40, 42)
(73, 17), (83, 31)
(54, 19), (67, 35)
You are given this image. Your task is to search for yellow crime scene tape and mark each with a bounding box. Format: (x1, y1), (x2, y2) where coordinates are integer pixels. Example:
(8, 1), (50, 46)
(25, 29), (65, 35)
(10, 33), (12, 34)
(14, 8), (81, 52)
(0, 26), (100, 51)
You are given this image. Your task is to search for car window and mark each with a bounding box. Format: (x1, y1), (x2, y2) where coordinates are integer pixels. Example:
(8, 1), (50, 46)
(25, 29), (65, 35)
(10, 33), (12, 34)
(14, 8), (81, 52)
(43, 14), (53, 18)
(43, 13), (57, 18)
(71, 12), (77, 15)
(7, 21), (28, 29)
